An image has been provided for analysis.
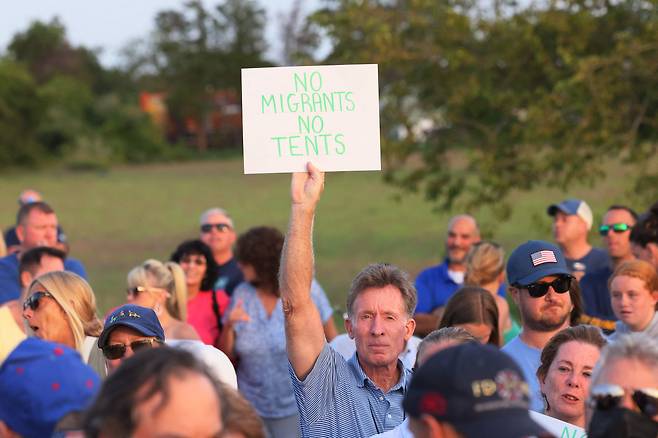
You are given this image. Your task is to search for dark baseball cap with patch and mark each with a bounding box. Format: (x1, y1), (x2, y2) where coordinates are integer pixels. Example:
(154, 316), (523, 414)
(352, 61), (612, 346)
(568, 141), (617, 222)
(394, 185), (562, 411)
(506, 240), (570, 286)
(403, 343), (549, 438)
(98, 304), (165, 348)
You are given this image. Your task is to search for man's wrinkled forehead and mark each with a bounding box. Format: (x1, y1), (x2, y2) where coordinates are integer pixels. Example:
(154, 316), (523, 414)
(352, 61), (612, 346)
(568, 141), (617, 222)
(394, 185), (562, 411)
(352, 285), (407, 315)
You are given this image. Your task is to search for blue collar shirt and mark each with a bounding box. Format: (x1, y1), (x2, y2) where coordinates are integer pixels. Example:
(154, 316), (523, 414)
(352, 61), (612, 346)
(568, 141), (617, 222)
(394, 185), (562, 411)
(290, 342), (411, 438)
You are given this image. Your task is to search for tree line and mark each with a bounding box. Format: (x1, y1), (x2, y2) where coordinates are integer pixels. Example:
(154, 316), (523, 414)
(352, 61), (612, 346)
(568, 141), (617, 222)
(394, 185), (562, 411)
(0, 0), (655, 212)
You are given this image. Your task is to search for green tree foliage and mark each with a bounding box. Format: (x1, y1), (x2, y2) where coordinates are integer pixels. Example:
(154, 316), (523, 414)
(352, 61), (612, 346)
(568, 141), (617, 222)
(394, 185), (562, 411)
(0, 60), (46, 166)
(136, 0), (271, 151)
(311, 0), (658, 215)
(0, 19), (177, 168)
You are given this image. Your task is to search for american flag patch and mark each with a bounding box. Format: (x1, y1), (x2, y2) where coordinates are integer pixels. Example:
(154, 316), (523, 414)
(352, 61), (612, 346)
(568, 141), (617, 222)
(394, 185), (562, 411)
(531, 250), (557, 266)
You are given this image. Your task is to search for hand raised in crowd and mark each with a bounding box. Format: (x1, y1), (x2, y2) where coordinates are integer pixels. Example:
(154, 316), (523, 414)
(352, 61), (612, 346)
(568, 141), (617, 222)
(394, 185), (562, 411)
(227, 299), (250, 325)
(291, 162), (324, 210)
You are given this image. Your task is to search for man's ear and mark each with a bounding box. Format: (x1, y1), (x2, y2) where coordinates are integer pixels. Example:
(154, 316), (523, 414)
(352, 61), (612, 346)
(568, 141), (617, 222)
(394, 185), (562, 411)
(421, 414), (447, 438)
(405, 317), (417, 341)
(20, 271), (33, 289)
(15, 225), (25, 244)
(344, 317), (354, 339)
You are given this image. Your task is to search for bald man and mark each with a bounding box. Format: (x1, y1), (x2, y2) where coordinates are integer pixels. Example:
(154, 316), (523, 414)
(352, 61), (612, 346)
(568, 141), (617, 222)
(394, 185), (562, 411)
(414, 215), (488, 336)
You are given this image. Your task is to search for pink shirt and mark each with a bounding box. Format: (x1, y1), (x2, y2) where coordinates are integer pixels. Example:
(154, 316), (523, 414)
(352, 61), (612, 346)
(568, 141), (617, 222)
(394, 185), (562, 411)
(187, 290), (230, 347)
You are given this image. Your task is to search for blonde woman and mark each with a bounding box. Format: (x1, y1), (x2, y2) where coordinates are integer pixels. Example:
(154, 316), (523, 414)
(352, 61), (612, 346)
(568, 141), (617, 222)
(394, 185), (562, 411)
(127, 259), (200, 341)
(464, 241), (520, 344)
(22, 271), (106, 376)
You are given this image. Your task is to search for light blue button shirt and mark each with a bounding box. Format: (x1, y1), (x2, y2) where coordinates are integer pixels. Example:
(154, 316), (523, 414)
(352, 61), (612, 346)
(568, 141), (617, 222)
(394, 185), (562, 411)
(291, 343), (411, 438)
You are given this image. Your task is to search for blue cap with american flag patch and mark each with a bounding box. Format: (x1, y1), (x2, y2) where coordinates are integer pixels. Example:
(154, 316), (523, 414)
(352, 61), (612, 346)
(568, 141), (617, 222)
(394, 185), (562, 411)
(506, 240), (570, 286)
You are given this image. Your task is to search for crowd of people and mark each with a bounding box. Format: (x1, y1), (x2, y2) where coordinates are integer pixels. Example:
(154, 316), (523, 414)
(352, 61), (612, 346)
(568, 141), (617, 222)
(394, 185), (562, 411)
(0, 169), (657, 437)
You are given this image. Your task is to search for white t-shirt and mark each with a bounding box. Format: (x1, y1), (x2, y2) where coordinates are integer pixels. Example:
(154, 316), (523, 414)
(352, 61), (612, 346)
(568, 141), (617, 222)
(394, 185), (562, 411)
(166, 339), (237, 390)
(447, 269), (464, 285)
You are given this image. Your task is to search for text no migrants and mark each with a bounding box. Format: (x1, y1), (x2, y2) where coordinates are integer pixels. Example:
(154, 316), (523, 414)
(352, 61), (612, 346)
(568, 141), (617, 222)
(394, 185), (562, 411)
(241, 64), (381, 174)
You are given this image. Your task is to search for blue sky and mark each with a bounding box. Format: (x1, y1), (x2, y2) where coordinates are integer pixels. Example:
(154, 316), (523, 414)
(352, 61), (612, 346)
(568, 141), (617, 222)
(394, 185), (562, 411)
(1, 0), (322, 66)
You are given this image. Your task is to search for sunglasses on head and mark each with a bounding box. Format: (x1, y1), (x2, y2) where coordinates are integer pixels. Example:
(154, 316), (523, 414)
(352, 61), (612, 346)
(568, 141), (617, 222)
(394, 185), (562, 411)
(599, 223), (632, 236)
(101, 338), (162, 360)
(516, 275), (572, 298)
(200, 223), (231, 233)
(126, 286), (149, 297)
(589, 384), (658, 418)
(23, 291), (53, 311)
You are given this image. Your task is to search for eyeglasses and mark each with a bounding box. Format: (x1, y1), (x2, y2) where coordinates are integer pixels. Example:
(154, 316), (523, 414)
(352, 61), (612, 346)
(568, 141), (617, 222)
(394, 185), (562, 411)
(589, 384), (658, 418)
(200, 223), (231, 233)
(23, 291), (54, 311)
(599, 223), (632, 236)
(101, 338), (162, 360)
(516, 275), (572, 298)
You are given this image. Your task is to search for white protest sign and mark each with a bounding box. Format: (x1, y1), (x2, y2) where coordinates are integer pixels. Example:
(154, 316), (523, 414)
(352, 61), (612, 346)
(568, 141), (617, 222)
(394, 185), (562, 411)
(529, 410), (587, 438)
(241, 64), (381, 174)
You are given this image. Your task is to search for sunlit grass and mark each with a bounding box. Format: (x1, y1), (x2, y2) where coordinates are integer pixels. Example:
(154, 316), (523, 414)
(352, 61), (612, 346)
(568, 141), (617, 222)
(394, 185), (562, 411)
(0, 157), (645, 328)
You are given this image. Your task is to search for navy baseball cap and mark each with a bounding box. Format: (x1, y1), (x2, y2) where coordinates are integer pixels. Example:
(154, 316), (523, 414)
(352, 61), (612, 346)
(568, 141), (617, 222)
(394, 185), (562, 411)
(404, 343), (548, 438)
(547, 198), (593, 230)
(0, 338), (99, 438)
(507, 240), (570, 286)
(98, 304), (165, 348)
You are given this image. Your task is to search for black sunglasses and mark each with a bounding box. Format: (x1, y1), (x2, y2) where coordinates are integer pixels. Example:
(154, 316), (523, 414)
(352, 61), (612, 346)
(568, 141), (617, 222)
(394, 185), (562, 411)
(599, 223), (632, 236)
(589, 384), (658, 418)
(101, 338), (162, 360)
(200, 223), (231, 233)
(516, 275), (572, 298)
(23, 291), (54, 311)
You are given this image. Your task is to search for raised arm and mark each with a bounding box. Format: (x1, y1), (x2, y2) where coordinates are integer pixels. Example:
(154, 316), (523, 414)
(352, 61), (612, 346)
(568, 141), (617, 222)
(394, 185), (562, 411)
(280, 162), (327, 379)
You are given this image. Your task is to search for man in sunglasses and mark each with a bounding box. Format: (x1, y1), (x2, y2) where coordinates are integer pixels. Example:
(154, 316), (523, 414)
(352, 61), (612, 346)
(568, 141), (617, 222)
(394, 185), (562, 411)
(581, 205), (638, 332)
(587, 332), (658, 437)
(547, 198), (608, 281)
(98, 304), (165, 372)
(199, 207), (243, 296)
(502, 240), (575, 413)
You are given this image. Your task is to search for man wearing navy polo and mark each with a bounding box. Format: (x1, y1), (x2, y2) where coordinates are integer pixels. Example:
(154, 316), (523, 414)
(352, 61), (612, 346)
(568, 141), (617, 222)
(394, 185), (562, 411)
(280, 163), (416, 437)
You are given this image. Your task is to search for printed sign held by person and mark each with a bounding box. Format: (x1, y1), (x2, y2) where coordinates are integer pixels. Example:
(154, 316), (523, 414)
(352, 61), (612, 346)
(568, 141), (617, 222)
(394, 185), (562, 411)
(241, 64), (380, 174)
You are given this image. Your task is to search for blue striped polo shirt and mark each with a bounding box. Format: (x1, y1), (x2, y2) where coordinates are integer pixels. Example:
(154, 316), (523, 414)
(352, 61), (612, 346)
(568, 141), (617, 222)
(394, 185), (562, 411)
(290, 343), (411, 437)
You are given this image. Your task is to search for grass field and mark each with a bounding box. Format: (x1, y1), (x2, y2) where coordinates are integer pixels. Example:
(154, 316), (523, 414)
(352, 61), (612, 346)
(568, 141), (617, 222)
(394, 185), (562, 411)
(0, 157), (645, 326)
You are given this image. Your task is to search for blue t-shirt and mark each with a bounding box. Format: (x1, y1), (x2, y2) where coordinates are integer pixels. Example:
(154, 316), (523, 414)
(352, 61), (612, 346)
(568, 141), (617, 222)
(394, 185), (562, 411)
(0, 253), (87, 305)
(566, 247), (608, 277)
(502, 335), (543, 412)
(213, 257), (243, 296)
(414, 260), (506, 314)
(580, 265), (616, 323)
(224, 279), (333, 419)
